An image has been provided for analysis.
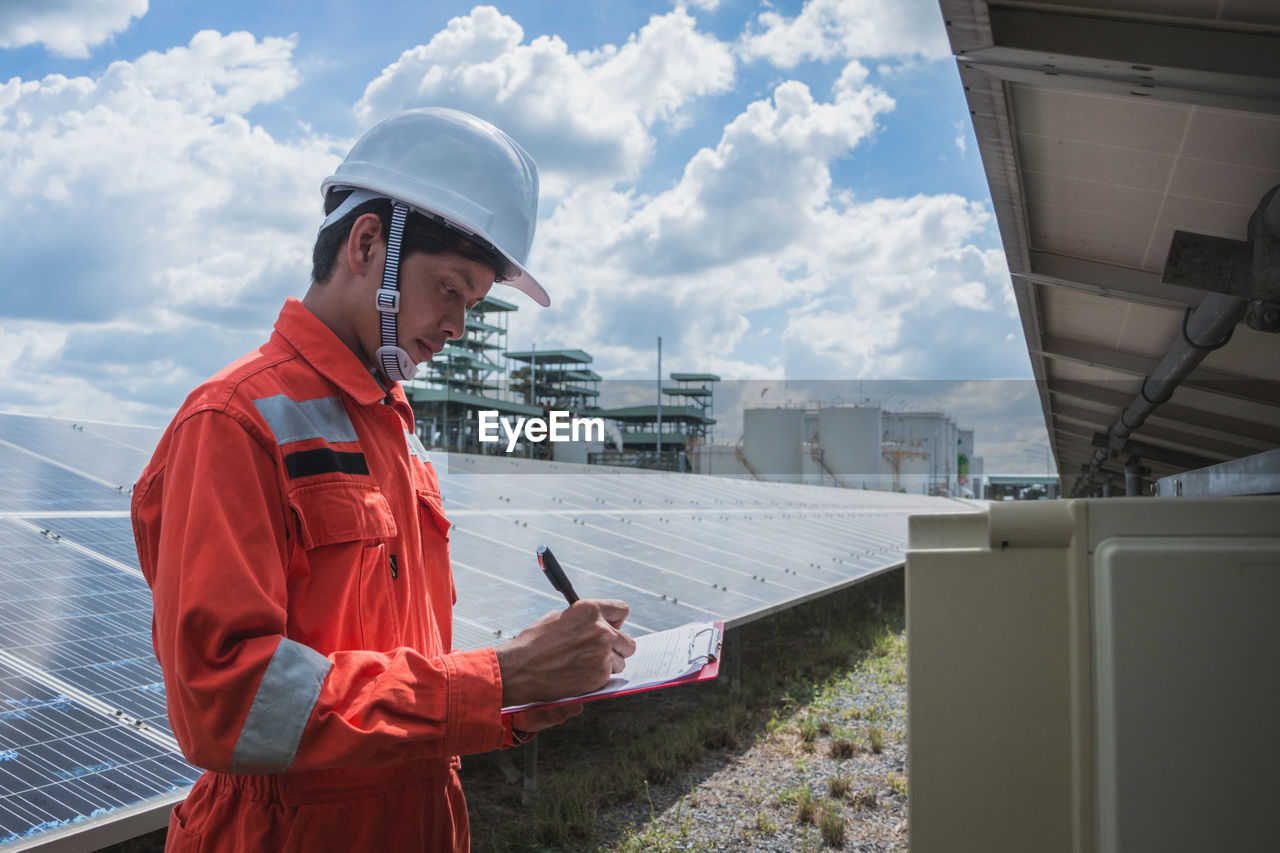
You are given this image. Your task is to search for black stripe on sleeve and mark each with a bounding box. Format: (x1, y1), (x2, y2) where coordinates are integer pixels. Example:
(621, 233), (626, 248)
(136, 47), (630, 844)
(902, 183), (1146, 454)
(284, 448), (370, 479)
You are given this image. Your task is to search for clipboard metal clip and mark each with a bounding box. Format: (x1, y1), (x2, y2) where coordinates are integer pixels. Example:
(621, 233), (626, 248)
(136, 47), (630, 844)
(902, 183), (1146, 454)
(688, 625), (721, 666)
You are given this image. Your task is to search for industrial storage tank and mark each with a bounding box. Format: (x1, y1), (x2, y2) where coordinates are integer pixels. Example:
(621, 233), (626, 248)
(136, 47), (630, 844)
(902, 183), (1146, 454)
(891, 412), (955, 495)
(815, 406), (883, 488)
(742, 408), (806, 483)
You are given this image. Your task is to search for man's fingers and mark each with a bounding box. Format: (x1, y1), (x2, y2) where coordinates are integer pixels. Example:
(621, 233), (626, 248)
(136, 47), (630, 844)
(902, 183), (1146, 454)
(610, 649), (627, 674)
(592, 599), (630, 627)
(612, 631), (637, 659)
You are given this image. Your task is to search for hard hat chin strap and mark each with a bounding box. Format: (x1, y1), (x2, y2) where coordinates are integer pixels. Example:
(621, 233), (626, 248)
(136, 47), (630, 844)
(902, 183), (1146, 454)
(375, 201), (418, 383)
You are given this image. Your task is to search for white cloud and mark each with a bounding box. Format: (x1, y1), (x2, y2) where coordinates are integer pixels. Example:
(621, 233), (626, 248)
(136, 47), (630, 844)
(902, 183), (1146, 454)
(0, 0), (148, 58)
(781, 196), (1016, 377)
(354, 5), (734, 188)
(506, 66), (1021, 383)
(605, 62), (894, 276)
(675, 0), (722, 11)
(0, 30), (341, 422)
(739, 0), (951, 67)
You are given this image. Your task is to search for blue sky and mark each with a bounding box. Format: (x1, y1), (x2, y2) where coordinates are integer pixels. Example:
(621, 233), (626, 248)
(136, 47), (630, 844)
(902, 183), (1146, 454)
(0, 0), (1048, 470)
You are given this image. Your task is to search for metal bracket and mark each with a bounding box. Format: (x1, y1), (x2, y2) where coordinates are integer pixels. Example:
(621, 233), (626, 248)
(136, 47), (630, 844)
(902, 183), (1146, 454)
(1163, 184), (1280, 333)
(1162, 231), (1252, 297)
(1156, 448), (1280, 497)
(1091, 433), (1219, 472)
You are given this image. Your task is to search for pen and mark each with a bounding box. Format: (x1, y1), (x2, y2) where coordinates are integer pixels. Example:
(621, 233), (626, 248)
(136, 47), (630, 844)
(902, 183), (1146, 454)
(537, 545), (579, 605)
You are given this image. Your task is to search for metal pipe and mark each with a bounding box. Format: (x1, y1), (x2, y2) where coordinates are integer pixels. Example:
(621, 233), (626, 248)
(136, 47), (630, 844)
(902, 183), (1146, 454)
(1075, 291), (1247, 494)
(656, 336), (662, 457)
(1124, 457), (1144, 497)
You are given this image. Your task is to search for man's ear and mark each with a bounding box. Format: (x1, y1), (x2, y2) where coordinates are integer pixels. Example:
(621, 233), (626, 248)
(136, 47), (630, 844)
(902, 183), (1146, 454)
(346, 213), (384, 276)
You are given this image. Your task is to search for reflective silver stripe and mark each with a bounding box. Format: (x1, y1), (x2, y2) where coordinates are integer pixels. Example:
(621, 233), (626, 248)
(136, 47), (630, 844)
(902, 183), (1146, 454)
(231, 638), (331, 772)
(406, 430), (431, 465)
(253, 394), (358, 445)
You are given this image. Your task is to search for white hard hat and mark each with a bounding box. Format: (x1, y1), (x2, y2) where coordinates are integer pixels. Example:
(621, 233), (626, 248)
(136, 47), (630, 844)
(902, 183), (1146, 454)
(320, 107), (548, 308)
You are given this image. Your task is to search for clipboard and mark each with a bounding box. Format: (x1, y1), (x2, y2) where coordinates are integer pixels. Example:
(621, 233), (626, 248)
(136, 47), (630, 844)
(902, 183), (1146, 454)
(502, 620), (724, 714)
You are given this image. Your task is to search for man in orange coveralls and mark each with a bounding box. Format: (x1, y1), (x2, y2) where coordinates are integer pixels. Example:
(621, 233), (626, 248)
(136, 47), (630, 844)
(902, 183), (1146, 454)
(131, 108), (637, 852)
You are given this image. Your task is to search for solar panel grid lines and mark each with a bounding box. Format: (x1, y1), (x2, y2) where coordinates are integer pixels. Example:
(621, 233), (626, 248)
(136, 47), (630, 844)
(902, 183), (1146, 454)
(0, 438), (126, 496)
(618, 512), (871, 581)
(0, 448), (131, 514)
(450, 551), (662, 632)
(549, 514), (817, 596)
(467, 512), (781, 608)
(7, 517), (143, 581)
(502, 517), (775, 616)
(0, 413), (158, 492)
(451, 614), (511, 646)
(0, 651), (177, 756)
(0, 521), (175, 738)
(0, 659), (195, 850)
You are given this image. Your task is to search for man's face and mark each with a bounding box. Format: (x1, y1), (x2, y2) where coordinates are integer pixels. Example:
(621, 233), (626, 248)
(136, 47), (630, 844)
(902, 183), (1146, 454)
(352, 246), (496, 373)
(396, 250), (496, 366)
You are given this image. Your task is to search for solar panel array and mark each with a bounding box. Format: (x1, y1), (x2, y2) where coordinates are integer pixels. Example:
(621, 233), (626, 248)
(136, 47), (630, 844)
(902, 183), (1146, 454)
(0, 410), (971, 850)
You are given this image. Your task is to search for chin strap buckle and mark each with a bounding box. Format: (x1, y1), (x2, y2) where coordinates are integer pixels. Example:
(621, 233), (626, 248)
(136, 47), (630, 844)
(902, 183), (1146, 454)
(375, 287), (400, 313)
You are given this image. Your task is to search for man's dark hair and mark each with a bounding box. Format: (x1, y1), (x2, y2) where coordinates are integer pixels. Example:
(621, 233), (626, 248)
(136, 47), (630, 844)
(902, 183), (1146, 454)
(310, 189), (509, 285)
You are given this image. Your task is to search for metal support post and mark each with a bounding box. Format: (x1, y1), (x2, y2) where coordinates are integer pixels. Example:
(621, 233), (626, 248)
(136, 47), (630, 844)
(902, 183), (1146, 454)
(492, 751), (521, 785)
(522, 737), (538, 806)
(729, 628), (742, 695)
(1101, 480), (1112, 498)
(1124, 455), (1150, 497)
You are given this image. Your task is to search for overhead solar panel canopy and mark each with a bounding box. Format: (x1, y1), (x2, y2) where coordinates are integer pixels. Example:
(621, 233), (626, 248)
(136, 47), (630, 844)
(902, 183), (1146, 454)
(940, 0), (1280, 497)
(0, 410), (971, 850)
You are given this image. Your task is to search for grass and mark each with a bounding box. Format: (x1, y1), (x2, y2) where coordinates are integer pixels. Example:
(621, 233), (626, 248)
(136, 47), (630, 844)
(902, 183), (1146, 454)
(850, 788), (878, 810)
(818, 804), (846, 847)
(827, 773), (851, 800)
(753, 811), (778, 833)
(868, 724), (885, 754)
(798, 715), (819, 743)
(829, 730), (859, 759)
(795, 787), (817, 825)
(888, 772), (909, 798)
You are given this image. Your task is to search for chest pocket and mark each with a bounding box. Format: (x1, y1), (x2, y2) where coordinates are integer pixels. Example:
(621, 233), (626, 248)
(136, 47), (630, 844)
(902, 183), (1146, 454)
(288, 482), (402, 651)
(416, 489), (457, 654)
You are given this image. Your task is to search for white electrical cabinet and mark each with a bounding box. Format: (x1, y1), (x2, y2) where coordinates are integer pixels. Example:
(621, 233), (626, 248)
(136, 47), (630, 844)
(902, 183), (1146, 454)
(907, 497), (1280, 853)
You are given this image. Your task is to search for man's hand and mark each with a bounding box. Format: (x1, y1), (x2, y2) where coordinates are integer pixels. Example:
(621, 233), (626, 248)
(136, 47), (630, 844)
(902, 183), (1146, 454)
(495, 599), (636, 708)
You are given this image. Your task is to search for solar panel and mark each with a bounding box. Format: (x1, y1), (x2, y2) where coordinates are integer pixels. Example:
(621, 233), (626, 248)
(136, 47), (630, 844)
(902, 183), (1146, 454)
(0, 411), (973, 849)
(0, 445), (130, 514)
(0, 414), (154, 493)
(432, 452), (966, 641)
(0, 657), (196, 848)
(0, 519), (172, 728)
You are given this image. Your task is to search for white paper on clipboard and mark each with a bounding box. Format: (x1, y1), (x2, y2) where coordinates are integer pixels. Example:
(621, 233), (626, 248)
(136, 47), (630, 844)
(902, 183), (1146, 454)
(502, 617), (721, 714)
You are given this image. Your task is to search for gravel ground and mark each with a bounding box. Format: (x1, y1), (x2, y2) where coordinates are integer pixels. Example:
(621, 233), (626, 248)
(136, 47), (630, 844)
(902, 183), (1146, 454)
(594, 633), (909, 852)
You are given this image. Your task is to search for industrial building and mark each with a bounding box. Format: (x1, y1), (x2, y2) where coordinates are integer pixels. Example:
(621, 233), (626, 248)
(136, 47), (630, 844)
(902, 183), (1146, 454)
(405, 298), (605, 460)
(591, 372), (720, 471)
(693, 403), (984, 498)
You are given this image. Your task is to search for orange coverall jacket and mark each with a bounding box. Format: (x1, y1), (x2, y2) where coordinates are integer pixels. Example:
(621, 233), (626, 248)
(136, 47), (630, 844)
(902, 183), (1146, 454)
(132, 298), (513, 852)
